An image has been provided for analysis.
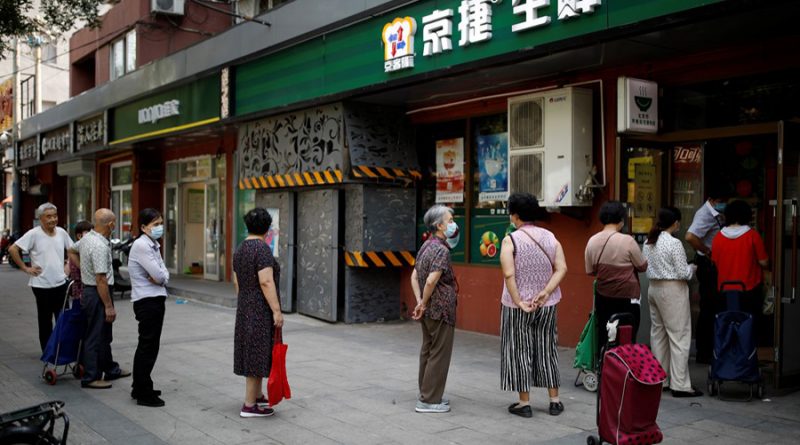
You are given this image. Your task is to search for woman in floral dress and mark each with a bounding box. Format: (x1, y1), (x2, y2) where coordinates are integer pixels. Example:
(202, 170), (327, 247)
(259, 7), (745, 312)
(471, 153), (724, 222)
(233, 208), (284, 418)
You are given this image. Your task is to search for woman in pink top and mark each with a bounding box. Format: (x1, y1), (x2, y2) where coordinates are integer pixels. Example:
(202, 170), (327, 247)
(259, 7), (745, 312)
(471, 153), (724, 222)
(584, 201), (648, 349)
(500, 193), (568, 418)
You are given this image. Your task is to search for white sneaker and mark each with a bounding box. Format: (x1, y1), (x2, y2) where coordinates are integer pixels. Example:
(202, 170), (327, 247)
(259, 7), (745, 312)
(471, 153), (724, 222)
(415, 401), (450, 413)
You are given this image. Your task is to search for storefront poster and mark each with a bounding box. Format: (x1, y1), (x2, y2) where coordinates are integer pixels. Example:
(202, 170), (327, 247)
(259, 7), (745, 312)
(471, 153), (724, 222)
(436, 138), (464, 203)
(477, 133), (509, 202)
(187, 189), (204, 224)
(265, 208), (280, 257)
(469, 216), (514, 265)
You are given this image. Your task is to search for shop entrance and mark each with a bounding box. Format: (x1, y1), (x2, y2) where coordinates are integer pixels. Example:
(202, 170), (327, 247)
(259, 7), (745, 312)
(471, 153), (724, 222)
(163, 157), (225, 281)
(620, 121), (800, 388)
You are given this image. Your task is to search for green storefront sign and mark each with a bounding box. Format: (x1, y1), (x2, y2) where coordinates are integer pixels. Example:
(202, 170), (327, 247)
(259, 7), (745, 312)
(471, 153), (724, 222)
(470, 216), (514, 266)
(111, 74), (220, 144)
(235, 0), (725, 115)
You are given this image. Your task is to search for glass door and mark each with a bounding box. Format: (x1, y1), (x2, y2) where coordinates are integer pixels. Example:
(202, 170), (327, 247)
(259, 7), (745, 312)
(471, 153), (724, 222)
(775, 121), (800, 387)
(204, 179), (221, 280)
(164, 185), (179, 274)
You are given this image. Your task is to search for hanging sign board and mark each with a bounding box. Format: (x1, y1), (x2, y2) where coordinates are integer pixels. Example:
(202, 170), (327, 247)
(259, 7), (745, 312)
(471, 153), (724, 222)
(617, 77), (658, 134)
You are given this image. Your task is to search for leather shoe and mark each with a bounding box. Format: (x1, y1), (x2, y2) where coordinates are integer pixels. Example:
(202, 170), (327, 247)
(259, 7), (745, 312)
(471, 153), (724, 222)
(549, 401), (564, 416)
(137, 395), (165, 407)
(104, 369), (131, 381)
(131, 389), (162, 399)
(508, 403), (532, 418)
(82, 380), (112, 389)
(672, 388), (704, 398)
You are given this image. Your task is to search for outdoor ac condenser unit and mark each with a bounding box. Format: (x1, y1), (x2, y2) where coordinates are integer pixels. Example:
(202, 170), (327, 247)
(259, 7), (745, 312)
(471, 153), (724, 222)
(152, 0), (185, 15)
(507, 87), (593, 207)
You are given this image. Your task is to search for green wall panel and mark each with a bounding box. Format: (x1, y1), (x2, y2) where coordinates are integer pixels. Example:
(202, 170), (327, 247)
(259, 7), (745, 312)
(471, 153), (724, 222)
(112, 74), (220, 142)
(235, 0), (726, 115)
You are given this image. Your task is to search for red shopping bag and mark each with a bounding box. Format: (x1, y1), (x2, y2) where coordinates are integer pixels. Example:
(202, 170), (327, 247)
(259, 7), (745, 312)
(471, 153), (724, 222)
(267, 327), (291, 405)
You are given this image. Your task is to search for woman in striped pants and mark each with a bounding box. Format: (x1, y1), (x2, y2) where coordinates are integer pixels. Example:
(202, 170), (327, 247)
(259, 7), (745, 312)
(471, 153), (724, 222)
(499, 193), (568, 418)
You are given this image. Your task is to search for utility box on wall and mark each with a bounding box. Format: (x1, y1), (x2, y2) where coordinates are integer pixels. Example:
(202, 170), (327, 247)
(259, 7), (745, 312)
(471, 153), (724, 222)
(508, 87), (593, 207)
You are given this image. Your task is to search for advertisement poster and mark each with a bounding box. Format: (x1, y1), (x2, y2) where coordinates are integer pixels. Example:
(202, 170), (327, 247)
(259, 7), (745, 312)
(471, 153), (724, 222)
(436, 138), (465, 203)
(265, 208), (280, 257)
(477, 133), (509, 202)
(470, 216), (514, 265)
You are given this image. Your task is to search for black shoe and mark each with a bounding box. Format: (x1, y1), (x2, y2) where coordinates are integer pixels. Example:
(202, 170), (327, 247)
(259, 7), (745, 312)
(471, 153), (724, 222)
(508, 403), (532, 418)
(137, 395), (165, 407)
(549, 402), (564, 416)
(672, 388), (704, 398)
(131, 389), (162, 399)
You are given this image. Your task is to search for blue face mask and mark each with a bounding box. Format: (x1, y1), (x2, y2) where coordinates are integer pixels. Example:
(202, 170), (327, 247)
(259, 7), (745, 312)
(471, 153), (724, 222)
(714, 202), (727, 212)
(444, 222), (459, 249)
(149, 225), (164, 240)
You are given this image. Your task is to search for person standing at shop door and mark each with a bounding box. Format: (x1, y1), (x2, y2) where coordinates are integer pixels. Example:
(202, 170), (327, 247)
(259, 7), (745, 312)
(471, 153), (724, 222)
(685, 184), (728, 364)
(128, 208), (170, 407)
(7, 203), (74, 352)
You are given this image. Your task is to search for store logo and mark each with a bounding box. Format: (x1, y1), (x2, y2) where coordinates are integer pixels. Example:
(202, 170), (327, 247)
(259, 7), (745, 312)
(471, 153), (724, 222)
(382, 17), (417, 73)
(138, 99), (180, 125)
(635, 96), (653, 112)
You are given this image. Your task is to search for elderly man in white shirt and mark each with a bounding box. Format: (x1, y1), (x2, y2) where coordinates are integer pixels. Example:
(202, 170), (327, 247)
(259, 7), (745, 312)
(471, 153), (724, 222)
(8, 203), (74, 352)
(127, 208), (170, 407)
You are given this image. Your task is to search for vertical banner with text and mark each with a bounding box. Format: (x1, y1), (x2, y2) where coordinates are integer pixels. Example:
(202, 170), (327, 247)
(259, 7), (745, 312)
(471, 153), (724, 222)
(436, 138), (465, 203)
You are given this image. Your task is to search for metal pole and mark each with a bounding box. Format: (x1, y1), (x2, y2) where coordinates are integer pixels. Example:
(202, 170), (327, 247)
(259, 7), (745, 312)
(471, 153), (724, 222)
(11, 38), (22, 235)
(34, 43), (42, 114)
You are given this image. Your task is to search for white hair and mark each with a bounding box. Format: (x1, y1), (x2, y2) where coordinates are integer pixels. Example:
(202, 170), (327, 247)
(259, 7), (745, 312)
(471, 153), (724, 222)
(35, 202), (57, 219)
(423, 204), (453, 233)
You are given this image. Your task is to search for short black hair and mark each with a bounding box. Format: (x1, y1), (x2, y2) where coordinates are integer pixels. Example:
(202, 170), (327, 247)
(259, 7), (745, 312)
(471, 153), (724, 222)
(707, 181), (731, 201)
(75, 220), (93, 236)
(508, 192), (543, 222)
(244, 208), (272, 236)
(138, 208), (162, 233)
(724, 200), (752, 226)
(599, 201), (627, 225)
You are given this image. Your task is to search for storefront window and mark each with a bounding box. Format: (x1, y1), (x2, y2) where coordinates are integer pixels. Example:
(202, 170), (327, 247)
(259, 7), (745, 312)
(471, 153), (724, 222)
(166, 163), (178, 183)
(180, 158), (212, 180)
(68, 175), (93, 234)
(110, 163), (133, 243)
(620, 146), (667, 244)
(416, 120), (467, 263)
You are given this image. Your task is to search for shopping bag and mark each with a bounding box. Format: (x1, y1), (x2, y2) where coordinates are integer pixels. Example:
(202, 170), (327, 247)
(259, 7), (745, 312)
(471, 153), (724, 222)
(573, 310), (598, 372)
(267, 327), (291, 405)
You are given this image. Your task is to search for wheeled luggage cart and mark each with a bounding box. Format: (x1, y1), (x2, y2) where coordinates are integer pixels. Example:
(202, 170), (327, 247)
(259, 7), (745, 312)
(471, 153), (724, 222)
(707, 281), (765, 401)
(40, 282), (85, 385)
(587, 313), (667, 445)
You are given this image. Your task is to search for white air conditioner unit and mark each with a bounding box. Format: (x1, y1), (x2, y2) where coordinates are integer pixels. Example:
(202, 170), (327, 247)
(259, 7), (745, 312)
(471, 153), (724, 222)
(508, 87), (593, 207)
(152, 0), (185, 15)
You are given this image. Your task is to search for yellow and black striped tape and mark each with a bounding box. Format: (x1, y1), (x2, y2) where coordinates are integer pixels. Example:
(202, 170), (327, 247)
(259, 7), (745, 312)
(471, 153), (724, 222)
(351, 165), (422, 181)
(344, 250), (416, 268)
(238, 169), (344, 190)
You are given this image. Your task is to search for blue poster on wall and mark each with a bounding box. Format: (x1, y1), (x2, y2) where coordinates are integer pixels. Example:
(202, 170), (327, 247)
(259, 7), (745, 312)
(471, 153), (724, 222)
(477, 132), (509, 202)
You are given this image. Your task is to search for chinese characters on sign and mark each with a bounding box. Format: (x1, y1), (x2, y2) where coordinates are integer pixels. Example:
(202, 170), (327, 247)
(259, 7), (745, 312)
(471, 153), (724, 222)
(385, 1), (603, 71)
(459, 0), (495, 46)
(77, 116), (105, 151)
(617, 77), (658, 134)
(18, 138), (38, 163)
(422, 9), (454, 56)
(41, 127), (71, 157)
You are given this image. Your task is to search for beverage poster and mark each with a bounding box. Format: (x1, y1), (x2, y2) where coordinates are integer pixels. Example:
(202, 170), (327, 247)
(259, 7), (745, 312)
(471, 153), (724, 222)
(477, 132), (509, 202)
(265, 208), (280, 257)
(436, 138), (465, 203)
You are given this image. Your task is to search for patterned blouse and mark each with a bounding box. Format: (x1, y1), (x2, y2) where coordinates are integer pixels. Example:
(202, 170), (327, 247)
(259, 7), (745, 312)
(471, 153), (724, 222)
(415, 237), (458, 326)
(642, 231), (693, 281)
(501, 225), (562, 308)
